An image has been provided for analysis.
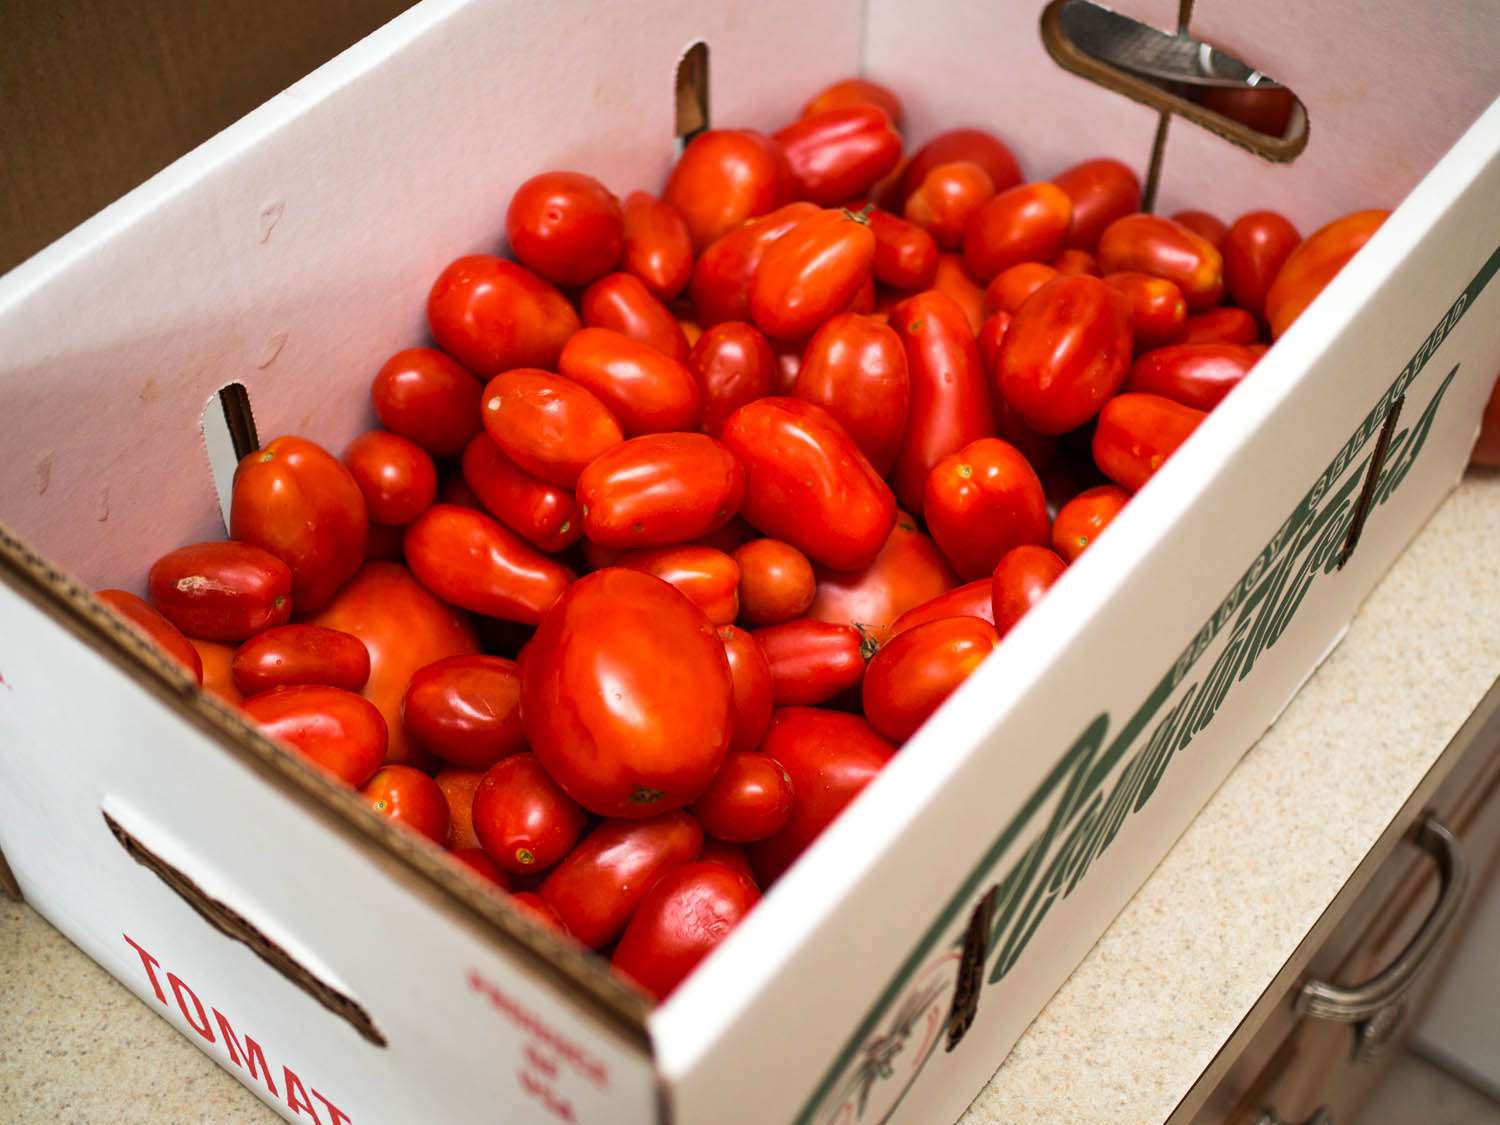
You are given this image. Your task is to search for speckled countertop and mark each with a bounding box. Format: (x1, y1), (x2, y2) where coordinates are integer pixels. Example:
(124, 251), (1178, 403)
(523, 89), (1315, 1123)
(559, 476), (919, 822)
(3, 473), (1498, 1125)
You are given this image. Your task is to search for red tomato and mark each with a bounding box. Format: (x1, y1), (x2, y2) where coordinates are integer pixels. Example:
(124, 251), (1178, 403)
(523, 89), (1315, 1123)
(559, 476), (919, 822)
(801, 78), (904, 128)
(889, 291), (996, 515)
(522, 568), (733, 817)
(1222, 210), (1301, 321)
(1098, 214), (1224, 311)
(511, 891), (572, 936)
(460, 434), (581, 553)
(689, 321), (778, 437)
(868, 208), (939, 290)
(97, 589), (203, 684)
(991, 545), (1067, 636)
(370, 347), (483, 457)
(618, 546), (740, 625)
(1127, 343), (1260, 410)
(753, 618), (870, 706)
(581, 272), (691, 363)
(886, 579), (995, 639)
(538, 813), (704, 949)
(1103, 272), (1188, 350)
(933, 253), (987, 334)
(775, 105), (901, 205)
(480, 368), (623, 486)
(732, 539), (816, 627)
(1051, 248), (1099, 276)
(962, 182), (1073, 281)
(342, 431), (437, 527)
(924, 438), (1050, 580)
(863, 616), (999, 742)
(437, 768), (484, 850)
(905, 161), (996, 250)
(1473, 373), (1500, 468)
(896, 129), (1022, 208)
(719, 624), (774, 753)
(231, 436), (367, 613)
(473, 753), (587, 874)
(1170, 209), (1228, 247)
(976, 311), (1012, 384)
(576, 432), (745, 550)
(402, 654), (524, 770)
(722, 397), (896, 571)
(1198, 85), (1297, 137)
(244, 685), (387, 787)
(1052, 484), (1129, 562)
(750, 208), (876, 341)
(190, 639), (241, 705)
(806, 511), (956, 644)
(231, 624), (370, 696)
(664, 129), (791, 251)
(1178, 307), (1259, 347)
(997, 275), (1132, 435)
(403, 505), (573, 624)
(505, 171), (623, 286)
(558, 327), (702, 435)
(621, 191), (693, 301)
(147, 541), (293, 642)
(450, 848), (513, 890)
(699, 840), (757, 884)
(984, 262), (1059, 315)
(427, 255), (580, 376)
(773, 337), (803, 393)
(692, 753), (794, 843)
(793, 313), (910, 475)
(1265, 210), (1389, 339)
(689, 202), (819, 327)
(1051, 158), (1141, 252)
(1093, 394), (1207, 492)
(748, 708), (895, 885)
(361, 765), (450, 846)
(612, 861), (760, 999)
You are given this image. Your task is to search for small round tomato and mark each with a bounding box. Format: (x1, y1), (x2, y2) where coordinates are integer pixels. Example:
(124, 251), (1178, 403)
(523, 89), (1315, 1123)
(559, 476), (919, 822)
(1265, 209), (1389, 338)
(190, 639), (241, 705)
(243, 685), (387, 787)
(581, 272), (691, 363)
(97, 589), (203, 684)
(692, 753), (794, 843)
(719, 624), (774, 753)
(450, 848), (513, 890)
(1178, 307), (1259, 347)
(231, 436), (367, 613)
(793, 313), (910, 475)
(924, 438), (1049, 580)
(750, 207), (876, 341)
(1103, 272), (1188, 350)
(370, 347), (483, 457)
(775, 105), (901, 205)
(231, 624), (370, 696)
(1051, 484), (1129, 562)
(1051, 248), (1099, 276)
(510, 891), (572, 936)
(984, 261), (1058, 316)
(753, 618), (870, 706)
(436, 768), (485, 850)
(886, 579), (995, 639)
(689, 321), (778, 437)
(962, 182), (1073, 281)
(460, 434), (581, 553)
(806, 512), (956, 644)
(1094, 393), (1207, 492)
(905, 161), (996, 250)
(1222, 210), (1301, 321)
(933, 253), (986, 333)
(538, 813), (704, 949)
(664, 129), (791, 251)
(1051, 158), (1141, 252)
(427, 255), (580, 375)
(1098, 214), (1224, 311)
(689, 202), (820, 327)
(402, 654), (524, 770)
(612, 861), (760, 999)
(403, 505), (573, 624)
(896, 129), (1022, 208)
(361, 765), (450, 846)
(868, 208), (939, 290)
(618, 546), (741, 625)
(558, 327), (702, 436)
(991, 545), (1067, 636)
(863, 616), (999, 742)
(801, 78), (904, 128)
(732, 539), (816, 627)
(621, 191), (693, 301)
(522, 569), (733, 817)
(342, 431), (437, 526)
(505, 171), (623, 287)
(699, 840), (757, 883)
(576, 432), (745, 549)
(1126, 343), (1260, 411)
(147, 541), (292, 642)
(480, 368), (623, 486)
(1169, 209), (1228, 247)
(473, 753), (587, 874)
(997, 275), (1132, 434)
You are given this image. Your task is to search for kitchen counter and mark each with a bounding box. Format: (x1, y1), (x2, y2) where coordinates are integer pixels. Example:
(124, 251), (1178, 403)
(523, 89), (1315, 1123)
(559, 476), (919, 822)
(3, 471), (1498, 1125)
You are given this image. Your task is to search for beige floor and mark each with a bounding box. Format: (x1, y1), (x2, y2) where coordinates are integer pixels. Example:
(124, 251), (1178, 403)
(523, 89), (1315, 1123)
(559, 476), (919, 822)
(1358, 1053), (1500, 1125)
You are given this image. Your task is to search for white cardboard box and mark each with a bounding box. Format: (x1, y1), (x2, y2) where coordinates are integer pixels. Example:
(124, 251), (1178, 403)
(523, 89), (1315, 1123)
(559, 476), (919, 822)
(2, 2), (1499, 1123)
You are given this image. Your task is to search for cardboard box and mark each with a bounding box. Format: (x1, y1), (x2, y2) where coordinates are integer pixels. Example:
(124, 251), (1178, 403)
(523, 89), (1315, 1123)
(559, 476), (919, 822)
(2, 2), (1498, 1122)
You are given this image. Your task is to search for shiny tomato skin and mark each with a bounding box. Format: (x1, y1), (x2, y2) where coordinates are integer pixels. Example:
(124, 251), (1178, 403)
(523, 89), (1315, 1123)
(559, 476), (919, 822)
(1103, 272), (1188, 350)
(1265, 210), (1389, 339)
(886, 579), (995, 639)
(148, 541), (293, 642)
(460, 434), (581, 553)
(480, 368), (623, 486)
(747, 708), (896, 886)
(750, 208), (876, 341)
(581, 272), (691, 363)
(97, 589), (203, 684)
(472, 753), (587, 874)
(997, 275), (1133, 435)
(190, 639), (242, 705)
(924, 438), (1050, 580)
(896, 129), (1022, 208)
(793, 313), (909, 475)
(342, 430), (437, 526)
(612, 861), (760, 999)
(576, 432), (745, 550)
(522, 568), (734, 817)
(863, 616), (999, 742)
(401, 654), (524, 770)
(621, 191), (693, 301)
(889, 290), (996, 515)
(437, 768), (485, 850)
(719, 624), (774, 753)
(692, 752), (794, 843)
(403, 505), (572, 624)
(732, 539), (816, 627)
(450, 847), (513, 890)
(1093, 394), (1207, 492)
(1222, 210), (1301, 321)
(690, 202), (820, 327)
(991, 545), (1067, 636)
(933, 253), (987, 334)
(984, 262), (1058, 316)
(869, 208), (939, 290)
(244, 685), (387, 787)
(665, 129), (791, 251)
(905, 161), (996, 250)
(558, 327), (702, 436)
(427, 255), (580, 376)
(1051, 484), (1129, 562)
(361, 765), (450, 846)
(962, 182), (1073, 281)
(753, 619), (869, 706)
(690, 321), (778, 437)
(1098, 214), (1224, 311)
(699, 839), (757, 883)
(1126, 343), (1260, 411)
(538, 813), (704, 949)
(801, 78), (904, 128)
(806, 511), (956, 644)
(773, 337), (803, 393)
(1170, 209), (1228, 247)
(505, 171), (623, 287)
(1051, 158), (1141, 252)
(775, 105), (901, 205)
(370, 347), (483, 457)
(618, 546), (740, 626)
(721, 397), (896, 571)
(231, 624), (370, 696)
(1051, 248), (1099, 276)
(1179, 307), (1259, 347)
(231, 436), (368, 614)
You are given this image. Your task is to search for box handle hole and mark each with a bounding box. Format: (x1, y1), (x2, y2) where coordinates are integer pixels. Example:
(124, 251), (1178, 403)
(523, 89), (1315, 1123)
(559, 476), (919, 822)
(946, 885), (998, 1052)
(675, 41), (710, 151)
(200, 382), (259, 531)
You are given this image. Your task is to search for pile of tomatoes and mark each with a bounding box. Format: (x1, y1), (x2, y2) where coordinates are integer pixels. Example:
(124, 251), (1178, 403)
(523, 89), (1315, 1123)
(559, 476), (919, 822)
(98, 76), (1389, 1001)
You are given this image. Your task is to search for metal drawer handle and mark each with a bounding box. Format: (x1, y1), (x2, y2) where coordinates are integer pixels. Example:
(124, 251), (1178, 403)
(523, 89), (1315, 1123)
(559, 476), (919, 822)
(1254, 1108), (1331, 1125)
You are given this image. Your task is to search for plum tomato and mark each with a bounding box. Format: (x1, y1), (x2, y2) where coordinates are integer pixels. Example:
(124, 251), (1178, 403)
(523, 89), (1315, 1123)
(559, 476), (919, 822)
(581, 272), (691, 363)
(806, 512), (956, 644)
(403, 505), (573, 624)
(1051, 484), (1129, 563)
(664, 129), (791, 251)
(1098, 214), (1224, 311)
(863, 616), (999, 742)
(905, 161), (996, 250)
(342, 431), (438, 527)
(460, 434), (582, 553)
(1222, 210), (1301, 321)
(1103, 272), (1187, 350)
(472, 753), (587, 874)
(370, 347), (483, 457)
(801, 78), (904, 128)
(1051, 158), (1141, 252)
(427, 255), (580, 376)
(732, 538), (816, 627)
(886, 579), (996, 639)
(402, 654), (524, 770)
(750, 207), (877, 341)
(962, 182), (1072, 281)
(617, 545), (741, 625)
(692, 752), (795, 843)
(576, 432), (745, 549)
(793, 312), (910, 475)
(896, 128), (1022, 208)
(96, 589), (203, 684)
(147, 541), (292, 642)
(243, 685), (387, 787)
(480, 368), (623, 486)
(1265, 209), (1389, 339)
(689, 321), (779, 438)
(924, 438), (1050, 580)
(231, 624), (370, 697)
(753, 618), (870, 706)
(1093, 393), (1207, 492)
(437, 768), (485, 851)
(774, 105), (901, 206)
(868, 208), (939, 291)
(505, 171), (624, 287)
(611, 861), (760, 999)
(718, 624), (774, 754)
(558, 327), (702, 436)
(621, 191), (693, 301)
(991, 545), (1067, 636)
(1126, 343), (1260, 411)
(361, 765), (450, 846)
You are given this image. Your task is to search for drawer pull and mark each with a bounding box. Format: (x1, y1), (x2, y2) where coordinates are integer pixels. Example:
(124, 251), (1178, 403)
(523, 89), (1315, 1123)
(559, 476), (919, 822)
(1254, 1108), (1331, 1125)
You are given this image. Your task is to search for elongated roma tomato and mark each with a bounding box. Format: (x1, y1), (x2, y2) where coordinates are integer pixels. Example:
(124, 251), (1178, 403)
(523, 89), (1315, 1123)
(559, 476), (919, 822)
(690, 322), (778, 438)
(97, 589), (203, 684)
(690, 202), (820, 327)
(806, 512), (956, 644)
(403, 504), (572, 624)
(754, 618), (870, 706)
(794, 313), (910, 475)
(1178, 307), (1259, 347)
(1222, 210), (1301, 321)
(581, 272), (691, 363)
(480, 368), (623, 486)
(361, 765), (450, 846)
(558, 327), (702, 435)
(719, 624), (774, 753)
(231, 624), (370, 696)
(1051, 484), (1129, 562)
(343, 431), (438, 527)
(461, 434), (581, 553)
(539, 813), (704, 949)
(1093, 394), (1206, 492)
(618, 546), (741, 625)
(775, 105), (901, 205)
(505, 171), (623, 287)
(801, 78), (904, 128)
(523, 568), (733, 817)
(984, 261), (1058, 316)
(612, 862), (760, 999)
(905, 161), (996, 250)
(1126, 343), (1260, 411)
(621, 191), (693, 300)
(750, 208), (876, 341)
(733, 539), (816, 627)
(665, 129), (791, 251)
(722, 398), (896, 571)
(692, 753), (794, 843)
(371, 347), (483, 457)
(1051, 158), (1141, 252)
(473, 753), (587, 874)
(402, 654), (524, 770)
(1265, 209), (1389, 339)
(886, 579), (996, 639)
(1098, 214), (1224, 311)
(148, 541), (292, 642)
(576, 432), (745, 549)
(244, 685), (387, 787)
(896, 128), (1022, 208)
(924, 438), (1049, 579)
(1103, 272), (1187, 350)
(869, 208), (939, 290)
(427, 255), (580, 376)
(863, 616), (998, 742)
(991, 545), (1067, 636)
(962, 182), (1072, 281)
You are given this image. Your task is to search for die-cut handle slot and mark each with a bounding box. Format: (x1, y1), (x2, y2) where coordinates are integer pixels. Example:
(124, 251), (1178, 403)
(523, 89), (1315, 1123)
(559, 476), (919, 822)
(676, 41), (710, 150)
(200, 382), (259, 531)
